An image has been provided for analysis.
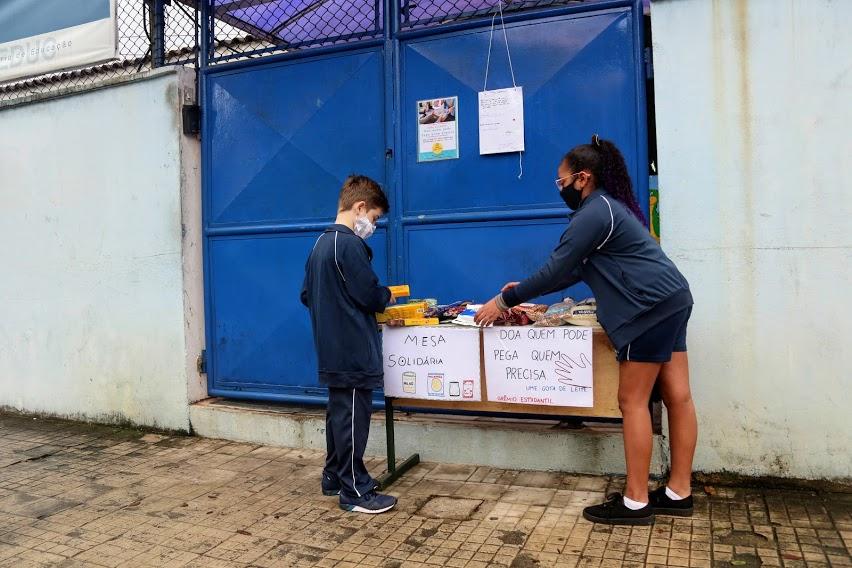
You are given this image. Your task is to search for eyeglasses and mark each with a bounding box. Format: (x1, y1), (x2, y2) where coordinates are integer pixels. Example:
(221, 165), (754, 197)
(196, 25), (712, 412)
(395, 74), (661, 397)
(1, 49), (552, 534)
(554, 172), (579, 190)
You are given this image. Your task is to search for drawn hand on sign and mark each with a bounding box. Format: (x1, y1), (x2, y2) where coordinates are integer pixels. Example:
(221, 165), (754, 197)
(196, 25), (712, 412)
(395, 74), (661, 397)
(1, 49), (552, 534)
(555, 353), (592, 386)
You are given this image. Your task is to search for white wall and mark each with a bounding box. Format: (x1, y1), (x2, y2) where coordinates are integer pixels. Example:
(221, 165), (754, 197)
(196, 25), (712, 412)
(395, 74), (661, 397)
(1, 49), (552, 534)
(0, 68), (205, 431)
(652, 0), (851, 480)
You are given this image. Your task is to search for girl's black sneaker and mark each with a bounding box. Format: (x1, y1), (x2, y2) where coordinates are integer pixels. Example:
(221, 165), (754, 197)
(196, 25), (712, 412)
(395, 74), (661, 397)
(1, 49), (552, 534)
(649, 486), (694, 516)
(582, 493), (655, 526)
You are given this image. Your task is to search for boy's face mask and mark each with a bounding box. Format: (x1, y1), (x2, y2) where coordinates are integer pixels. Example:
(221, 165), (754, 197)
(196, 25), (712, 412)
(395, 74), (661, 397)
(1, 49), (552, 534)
(354, 215), (376, 240)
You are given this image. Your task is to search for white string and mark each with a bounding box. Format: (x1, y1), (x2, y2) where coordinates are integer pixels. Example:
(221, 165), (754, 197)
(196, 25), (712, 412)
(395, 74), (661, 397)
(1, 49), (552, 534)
(483, 1), (517, 90)
(483, 13), (495, 91)
(499, 0), (517, 88)
(482, 0), (523, 178)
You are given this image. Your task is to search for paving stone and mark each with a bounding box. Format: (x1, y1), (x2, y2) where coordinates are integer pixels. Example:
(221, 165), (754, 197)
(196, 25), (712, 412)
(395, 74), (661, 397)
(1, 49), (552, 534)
(0, 413), (849, 567)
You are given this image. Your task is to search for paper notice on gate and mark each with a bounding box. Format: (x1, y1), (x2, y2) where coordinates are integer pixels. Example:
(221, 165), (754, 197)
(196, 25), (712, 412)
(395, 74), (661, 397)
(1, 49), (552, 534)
(478, 87), (525, 155)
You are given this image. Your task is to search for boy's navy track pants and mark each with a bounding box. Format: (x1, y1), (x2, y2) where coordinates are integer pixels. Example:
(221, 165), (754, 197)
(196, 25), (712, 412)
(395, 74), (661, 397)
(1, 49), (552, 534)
(324, 387), (374, 498)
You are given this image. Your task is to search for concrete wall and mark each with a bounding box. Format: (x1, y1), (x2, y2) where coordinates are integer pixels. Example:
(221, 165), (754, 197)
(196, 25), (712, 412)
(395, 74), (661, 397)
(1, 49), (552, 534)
(0, 68), (205, 431)
(651, 0), (851, 480)
(189, 400), (668, 476)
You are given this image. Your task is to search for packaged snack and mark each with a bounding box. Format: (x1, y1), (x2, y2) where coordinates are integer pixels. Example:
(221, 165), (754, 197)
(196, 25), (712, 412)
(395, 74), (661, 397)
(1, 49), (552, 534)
(452, 304), (484, 326)
(515, 303), (548, 321)
(403, 318), (439, 326)
(382, 318), (439, 327)
(566, 298), (601, 328)
(377, 301), (428, 323)
(388, 285), (410, 298)
(425, 301), (470, 322)
(533, 298), (577, 327)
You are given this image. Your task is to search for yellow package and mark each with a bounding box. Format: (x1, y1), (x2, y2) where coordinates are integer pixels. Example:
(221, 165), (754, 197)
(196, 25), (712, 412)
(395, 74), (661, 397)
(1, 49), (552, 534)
(403, 318), (439, 326)
(388, 285), (411, 298)
(377, 301), (427, 323)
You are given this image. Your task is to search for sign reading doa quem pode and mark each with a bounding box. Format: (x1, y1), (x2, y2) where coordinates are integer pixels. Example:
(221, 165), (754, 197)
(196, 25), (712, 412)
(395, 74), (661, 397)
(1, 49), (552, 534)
(483, 327), (594, 407)
(383, 327), (481, 401)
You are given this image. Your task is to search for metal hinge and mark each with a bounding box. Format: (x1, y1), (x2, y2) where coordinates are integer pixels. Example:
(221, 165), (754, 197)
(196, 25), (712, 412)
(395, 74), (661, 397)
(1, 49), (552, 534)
(196, 349), (207, 374)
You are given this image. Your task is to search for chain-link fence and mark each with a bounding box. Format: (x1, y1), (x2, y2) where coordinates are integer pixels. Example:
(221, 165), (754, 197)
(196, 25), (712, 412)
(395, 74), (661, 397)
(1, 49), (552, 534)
(400, 0), (587, 30)
(203, 0), (616, 64)
(0, 0), (631, 103)
(0, 0), (199, 104)
(206, 0), (384, 64)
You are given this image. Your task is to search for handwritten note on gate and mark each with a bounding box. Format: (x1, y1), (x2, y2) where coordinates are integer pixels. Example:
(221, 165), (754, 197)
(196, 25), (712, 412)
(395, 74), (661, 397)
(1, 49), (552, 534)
(383, 327), (482, 401)
(484, 327), (594, 407)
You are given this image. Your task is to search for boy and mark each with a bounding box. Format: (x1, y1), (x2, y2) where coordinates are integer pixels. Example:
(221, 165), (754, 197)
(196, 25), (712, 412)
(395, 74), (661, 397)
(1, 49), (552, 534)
(300, 175), (398, 514)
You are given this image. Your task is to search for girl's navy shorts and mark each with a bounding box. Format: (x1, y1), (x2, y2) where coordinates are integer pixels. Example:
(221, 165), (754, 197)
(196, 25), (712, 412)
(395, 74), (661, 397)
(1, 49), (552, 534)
(616, 307), (692, 363)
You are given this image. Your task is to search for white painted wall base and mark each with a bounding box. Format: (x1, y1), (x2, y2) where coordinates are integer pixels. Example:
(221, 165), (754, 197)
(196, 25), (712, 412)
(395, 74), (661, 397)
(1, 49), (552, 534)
(652, 0), (852, 480)
(190, 399), (666, 476)
(0, 68), (205, 431)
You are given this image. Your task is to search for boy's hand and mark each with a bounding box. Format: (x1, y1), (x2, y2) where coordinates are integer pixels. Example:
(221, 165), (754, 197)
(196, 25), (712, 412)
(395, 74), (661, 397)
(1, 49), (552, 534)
(501, 281), (521, 293)
(387, 288), (397, 305)
(474, 298), (504, 327)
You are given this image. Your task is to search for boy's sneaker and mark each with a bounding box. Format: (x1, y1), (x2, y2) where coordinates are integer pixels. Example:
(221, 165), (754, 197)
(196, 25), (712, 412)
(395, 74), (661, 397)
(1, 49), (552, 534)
(339, 491), (397, 514)
(582, 493), (655, 526)
(649, 486), (694, 516)
(321, 474), (341, 497)
(322, 475), (380, 497)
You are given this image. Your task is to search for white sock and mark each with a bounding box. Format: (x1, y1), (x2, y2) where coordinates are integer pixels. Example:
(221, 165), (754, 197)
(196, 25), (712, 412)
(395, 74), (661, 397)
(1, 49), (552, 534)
(665, 486), (687, 501)
(623, 496), (648, 510)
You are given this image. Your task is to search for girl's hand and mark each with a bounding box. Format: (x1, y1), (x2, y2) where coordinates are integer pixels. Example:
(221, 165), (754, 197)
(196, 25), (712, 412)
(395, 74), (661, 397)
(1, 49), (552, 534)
(501, 282), (521, 293)
(474, 298), (504, 326)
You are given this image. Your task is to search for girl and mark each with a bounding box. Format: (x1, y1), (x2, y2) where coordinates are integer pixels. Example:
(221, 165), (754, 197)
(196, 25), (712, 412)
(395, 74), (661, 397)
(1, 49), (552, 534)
(475, 135), (697, 526)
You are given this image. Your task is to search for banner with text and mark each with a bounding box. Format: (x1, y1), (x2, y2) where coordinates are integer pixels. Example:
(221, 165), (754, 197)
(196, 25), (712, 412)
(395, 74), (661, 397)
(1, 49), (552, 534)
(484, 327), (594, 407)
(383, 327), (481, 401)
(0, 0), (116, 83)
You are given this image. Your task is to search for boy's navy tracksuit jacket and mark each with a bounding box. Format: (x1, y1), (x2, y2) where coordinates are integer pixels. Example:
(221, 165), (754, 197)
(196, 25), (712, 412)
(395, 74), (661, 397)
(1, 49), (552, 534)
(301, 224), (390, 498)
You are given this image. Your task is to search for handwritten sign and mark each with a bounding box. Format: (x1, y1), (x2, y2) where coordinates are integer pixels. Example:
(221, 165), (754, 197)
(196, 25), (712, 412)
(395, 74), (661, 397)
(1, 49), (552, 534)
(383, 327), (482, 401)
(483, 327), (593, 407)
(478, 87), (525, 155)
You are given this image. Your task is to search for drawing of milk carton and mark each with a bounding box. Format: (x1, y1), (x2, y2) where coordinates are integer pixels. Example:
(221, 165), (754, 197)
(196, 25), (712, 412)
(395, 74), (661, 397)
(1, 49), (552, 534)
(428, 373), (444, 397)
(402, 372), (416, 394)
(463, 380), (474, 399)
(449, 381), (461, 398)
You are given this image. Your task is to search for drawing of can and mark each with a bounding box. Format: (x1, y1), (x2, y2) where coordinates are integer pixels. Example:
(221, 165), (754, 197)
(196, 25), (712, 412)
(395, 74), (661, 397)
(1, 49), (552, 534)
(449, 381), (461, 398)
(463, 380), (474, 399)
(428, 373), (444, 396)
(402, 372), (416, 394)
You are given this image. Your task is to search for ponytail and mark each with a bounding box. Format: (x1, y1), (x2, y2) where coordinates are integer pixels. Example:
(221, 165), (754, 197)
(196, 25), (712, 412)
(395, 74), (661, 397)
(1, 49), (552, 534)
(563, 135), (647, 224)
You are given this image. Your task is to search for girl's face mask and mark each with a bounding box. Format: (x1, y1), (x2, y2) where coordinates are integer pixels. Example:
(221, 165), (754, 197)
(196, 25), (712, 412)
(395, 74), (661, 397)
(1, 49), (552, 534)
(560, 184), (583, 210)
(556, 172), (583, 210)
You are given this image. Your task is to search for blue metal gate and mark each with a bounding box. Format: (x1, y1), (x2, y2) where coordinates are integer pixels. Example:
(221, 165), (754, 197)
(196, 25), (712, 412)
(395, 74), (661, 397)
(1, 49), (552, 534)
(201, 0), (648, 403)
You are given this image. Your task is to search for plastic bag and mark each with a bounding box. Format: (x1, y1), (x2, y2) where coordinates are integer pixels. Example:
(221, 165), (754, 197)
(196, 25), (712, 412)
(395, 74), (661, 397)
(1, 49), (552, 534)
(533, 298), (576, 327)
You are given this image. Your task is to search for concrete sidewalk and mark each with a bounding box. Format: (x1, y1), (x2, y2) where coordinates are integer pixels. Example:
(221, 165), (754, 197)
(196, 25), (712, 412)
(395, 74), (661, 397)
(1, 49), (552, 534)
(0, 413), (848, 568)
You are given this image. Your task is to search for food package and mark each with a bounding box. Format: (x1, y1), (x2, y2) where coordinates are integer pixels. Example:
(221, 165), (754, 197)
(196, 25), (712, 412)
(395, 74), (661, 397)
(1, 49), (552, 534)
(533, 298), (577, 327)
(566, 298), (601, 328)
(493, 303), (548, 326)
(388, 285), (411, 298)
(424, 301), (470, 322)
(452, 304), (484, 326)
(384, 317), (440, 327)
(515, 303), (548, 320)
(376, 301), (428, 323)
